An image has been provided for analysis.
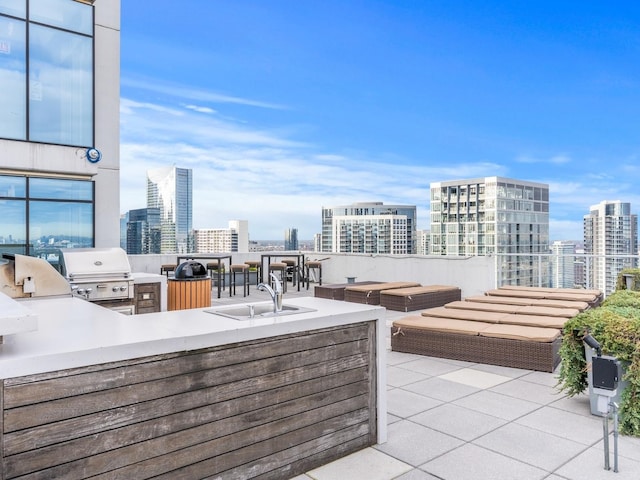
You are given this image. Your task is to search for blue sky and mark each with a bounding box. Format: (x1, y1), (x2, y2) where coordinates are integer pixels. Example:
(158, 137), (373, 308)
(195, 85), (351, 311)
(119, 1), (640, 241)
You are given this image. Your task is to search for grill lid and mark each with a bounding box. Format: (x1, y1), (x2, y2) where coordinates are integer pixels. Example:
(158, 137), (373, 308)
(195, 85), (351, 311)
(60, 248), (132, 281)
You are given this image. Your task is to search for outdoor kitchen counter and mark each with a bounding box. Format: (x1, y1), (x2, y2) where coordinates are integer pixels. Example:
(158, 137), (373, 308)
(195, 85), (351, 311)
(1, 295), (385, 380)
(0, 296), (386, 478)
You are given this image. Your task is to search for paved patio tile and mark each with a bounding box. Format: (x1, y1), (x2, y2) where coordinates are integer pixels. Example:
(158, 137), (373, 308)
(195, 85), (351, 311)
(410, 403), (507, 441)
(468, 362), (533, 378)
(387, 412), (402, 424)
(516, 406), (604, 445)
(396, 357), (464, 377)
(387, 365), (431, 388)
(489, 378), (567, 405)
(395, 468), (441, 479)
(374, 420), (464, 466)
(591, 435), (640, 463)
(402, 376), (480, 402)
(473, 423), (588, 472)
(422, 443), (547, 480)
(554, 445), (640, 479)
(520, 370), (562, 387)
(439, 367), (512, 389)
(387, 350), (425, 366)
(452, 389), (542, 421)
(387, 388), (442, 418)
(548, 392), (592, 417)
(306, 447), (413, 480)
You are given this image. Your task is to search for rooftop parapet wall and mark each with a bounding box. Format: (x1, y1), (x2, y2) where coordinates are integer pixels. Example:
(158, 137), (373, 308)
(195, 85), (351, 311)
(128, 253), (495, 299)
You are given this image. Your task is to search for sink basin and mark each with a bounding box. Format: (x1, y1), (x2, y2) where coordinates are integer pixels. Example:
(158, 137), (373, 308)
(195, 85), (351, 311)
(204, 303), (317, 321)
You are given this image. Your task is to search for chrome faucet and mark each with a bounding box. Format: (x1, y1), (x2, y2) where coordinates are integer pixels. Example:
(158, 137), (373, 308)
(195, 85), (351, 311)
(257, 273), (283, 313)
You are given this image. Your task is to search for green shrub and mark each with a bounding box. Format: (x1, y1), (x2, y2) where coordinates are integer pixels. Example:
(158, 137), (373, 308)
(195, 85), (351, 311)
(557, 291), (640, 436)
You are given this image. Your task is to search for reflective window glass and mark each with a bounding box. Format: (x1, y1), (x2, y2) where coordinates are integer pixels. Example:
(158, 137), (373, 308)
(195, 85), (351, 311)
(0, 1), (26, 18)
(30, 177), (93, 200)
(0, 199), (26, 253)
(29, 24), (93, 146)
(29, 201), (93, 249)
(0, 175), (26, 197)
(0, 16), (26, 140)
(30, 0), (92, 34)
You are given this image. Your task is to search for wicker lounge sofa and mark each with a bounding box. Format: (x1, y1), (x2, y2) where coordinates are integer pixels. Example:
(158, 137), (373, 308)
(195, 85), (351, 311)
(379, 285), (461, 312)
(314, 281), (382, 301)
(484, 286), (603, 307)
(344, 281), (421, 305)
(391, 315), (562, 372)
(390, 287), (600, 372)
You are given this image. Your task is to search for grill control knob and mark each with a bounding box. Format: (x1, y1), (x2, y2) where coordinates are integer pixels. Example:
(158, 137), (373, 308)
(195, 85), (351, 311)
(112, 286), (119, 292)
(77, 289), (86, 295)
(120, 285), (128, 292)
(85, 288), (93, 294)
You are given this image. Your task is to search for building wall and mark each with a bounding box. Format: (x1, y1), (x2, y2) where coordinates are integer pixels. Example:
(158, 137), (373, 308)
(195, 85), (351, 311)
(0, 1), (122, 250)
(321, 202), (417, 254)
(129, 252), (496, 299)
(430, 176), (550, 286)
(147, 166), (193, 254)
(584, 200), (638, 296)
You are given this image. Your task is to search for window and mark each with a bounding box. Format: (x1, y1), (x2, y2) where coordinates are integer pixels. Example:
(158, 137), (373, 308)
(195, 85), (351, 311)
(0, 174), (94, 266)
(0, 0), (93, 146)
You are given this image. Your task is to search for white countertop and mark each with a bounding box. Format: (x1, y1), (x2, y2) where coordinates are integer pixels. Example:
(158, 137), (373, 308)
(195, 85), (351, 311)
(0, 296), (384, 379)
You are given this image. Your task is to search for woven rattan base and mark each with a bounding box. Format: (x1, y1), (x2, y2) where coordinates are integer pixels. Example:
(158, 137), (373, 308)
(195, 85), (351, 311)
(380, 287), (461, 312)
(314, 281), (381, 301)
(390, 326), (561, 372)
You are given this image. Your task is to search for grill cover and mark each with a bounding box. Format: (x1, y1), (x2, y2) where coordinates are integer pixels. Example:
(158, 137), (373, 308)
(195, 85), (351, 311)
(60, 248), (132, 281)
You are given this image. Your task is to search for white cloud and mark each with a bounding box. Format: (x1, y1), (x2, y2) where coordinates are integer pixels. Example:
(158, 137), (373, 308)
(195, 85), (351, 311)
(122, 76), (287, 110)
(184, 104), (216, 114)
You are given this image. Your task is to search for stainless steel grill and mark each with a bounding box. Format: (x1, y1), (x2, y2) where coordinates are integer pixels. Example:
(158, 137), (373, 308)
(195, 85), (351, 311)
(60, 248), (135, 313)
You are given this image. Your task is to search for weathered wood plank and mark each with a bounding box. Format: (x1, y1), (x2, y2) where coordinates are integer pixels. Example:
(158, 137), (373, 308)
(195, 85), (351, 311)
(4, 323), (370, 406)
(367, 320), (378, 442)
(2, 321), (378, 480)
(4, 352), (369, 456)
(5, 338), (369, 432)
(97, 411), (371, 480)
(5, 373), (369, 478)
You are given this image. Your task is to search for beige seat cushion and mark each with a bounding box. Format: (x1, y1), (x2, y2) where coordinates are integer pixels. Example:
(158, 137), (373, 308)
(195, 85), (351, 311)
(516, 305), (579, 318)
(497, 313), (568, 329)
(479, 324), (561, 342)
(346, 281), (421, 292)
(497, 285), (601, 296)
(445, 301), (520, 314)
(467, 295), (589, 311)
(381, 285), (458, 296)
(422, 306), (506, 323)
(393, 316), (491, 335)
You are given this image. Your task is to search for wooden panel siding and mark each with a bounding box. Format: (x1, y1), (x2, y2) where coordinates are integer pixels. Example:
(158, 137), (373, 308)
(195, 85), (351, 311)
(1, 322), (377, 479)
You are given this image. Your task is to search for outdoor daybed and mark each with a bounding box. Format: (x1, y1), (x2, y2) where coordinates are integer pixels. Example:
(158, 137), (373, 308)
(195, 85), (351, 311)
(391, 287), (600, 372)
(379, 285), (461, 312)
(344, 282), (421, 305)
(314, 281), (382, 301)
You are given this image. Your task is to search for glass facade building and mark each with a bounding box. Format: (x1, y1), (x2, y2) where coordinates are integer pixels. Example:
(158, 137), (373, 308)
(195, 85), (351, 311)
(430, 177), (550, 286)
(285, 228), (298, 251)
(126, 208), (161, 255)
(321, 202), (417, 254)
(147, 166), (193, 254)
(584, 200), (638, 296)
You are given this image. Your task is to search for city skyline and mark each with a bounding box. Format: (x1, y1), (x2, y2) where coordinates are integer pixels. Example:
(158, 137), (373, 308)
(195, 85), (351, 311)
(119, 1), (640, 240)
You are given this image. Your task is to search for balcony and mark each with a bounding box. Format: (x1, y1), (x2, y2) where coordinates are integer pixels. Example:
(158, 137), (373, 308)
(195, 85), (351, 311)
(125, 252), (640, 478)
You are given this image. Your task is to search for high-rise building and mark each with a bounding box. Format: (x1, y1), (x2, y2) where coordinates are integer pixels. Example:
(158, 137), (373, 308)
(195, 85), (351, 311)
(285, 228), (299, 250)
(126, 208), (161, 254)
(0, 1), (120, 262)
(416, 229), (431, 255)
(313, 233), (322, 253)
(147, 166), (193, 254)
(584, 200), (638, 296)
(194, 220), (249, 253)
(321, 202), (417, 254)
(550, 240), (576, 288)
(430, 177), (550, 286)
